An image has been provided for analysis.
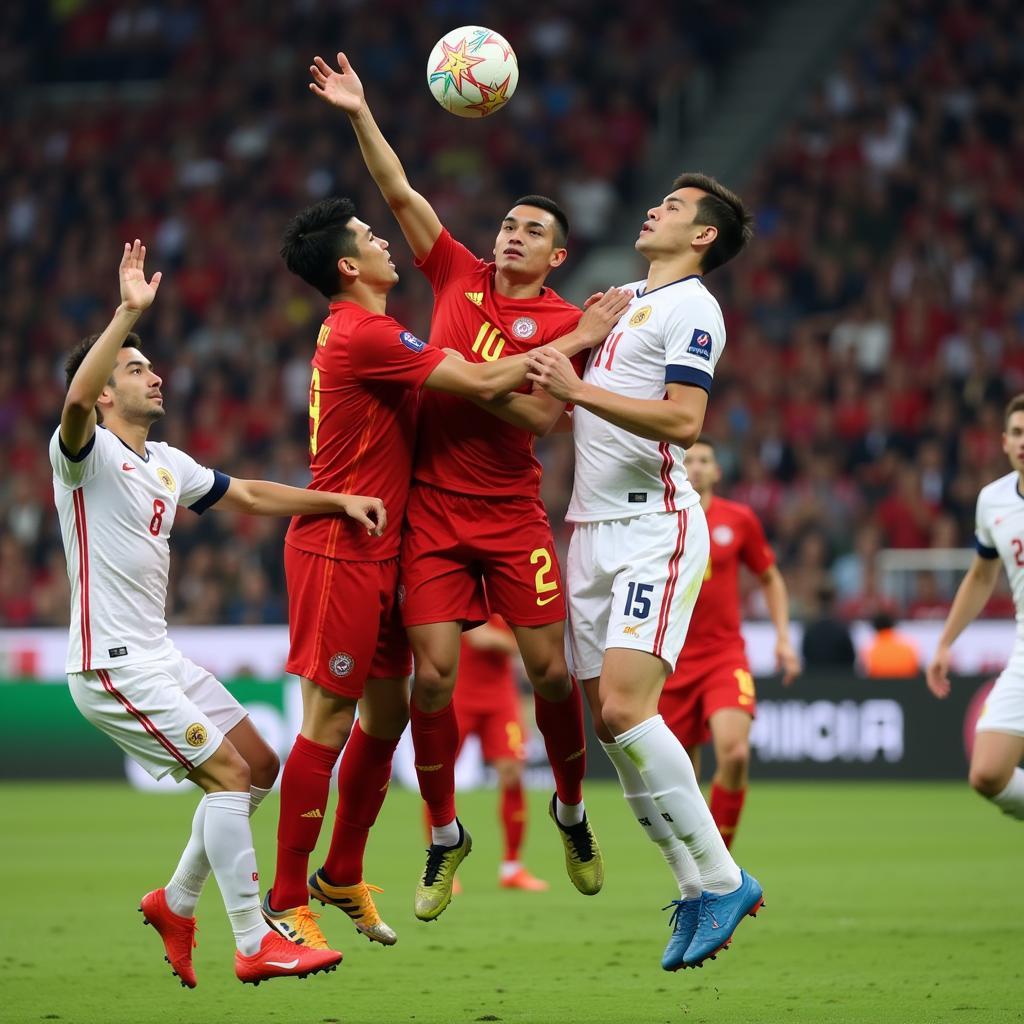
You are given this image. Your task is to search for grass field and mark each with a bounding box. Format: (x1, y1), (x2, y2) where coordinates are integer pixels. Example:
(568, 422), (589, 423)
(3, 780), (1021, 1024)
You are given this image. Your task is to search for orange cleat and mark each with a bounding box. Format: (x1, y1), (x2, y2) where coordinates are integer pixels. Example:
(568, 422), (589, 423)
(499, 867), (549, 892)
(234, 930), (342, 986)
(139, 888), (198, 989)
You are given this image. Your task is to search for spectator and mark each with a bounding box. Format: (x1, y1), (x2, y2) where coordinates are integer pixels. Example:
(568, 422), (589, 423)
(801, 586), (856, 669)
(862, 612), (920, 678)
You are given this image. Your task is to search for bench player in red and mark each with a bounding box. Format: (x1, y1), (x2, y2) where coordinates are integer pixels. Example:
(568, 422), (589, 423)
(660, 437), (799, 849)
(309, 51), (609, 920)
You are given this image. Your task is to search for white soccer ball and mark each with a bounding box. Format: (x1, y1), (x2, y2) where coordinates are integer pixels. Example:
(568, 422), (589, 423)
(426, 26), (518, 119)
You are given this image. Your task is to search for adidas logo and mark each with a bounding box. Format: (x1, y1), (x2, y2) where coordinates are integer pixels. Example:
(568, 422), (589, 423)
(565, 748), (585, 762)
(464, 292), (483, 306)
(415, 763), (444, 772)
(300, 808), (323, 818)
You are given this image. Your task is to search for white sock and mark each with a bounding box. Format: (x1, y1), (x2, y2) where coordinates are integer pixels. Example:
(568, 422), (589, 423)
(500, 860), (521, 879)
(601, 739), (701, 898)
(616, 716), (741, 894)
(992, 768), (1024, 820)
(431, 817), (461, 847)
(165, 785), (273, 917)
(555, 797), (585, 827)
(203, 791), (271, 955)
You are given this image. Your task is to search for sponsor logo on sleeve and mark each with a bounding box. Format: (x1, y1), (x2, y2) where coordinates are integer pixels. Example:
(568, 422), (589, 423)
(400, 331), (426, 353)
(687, 329), (713, 360)
(185, 723), (208, 748)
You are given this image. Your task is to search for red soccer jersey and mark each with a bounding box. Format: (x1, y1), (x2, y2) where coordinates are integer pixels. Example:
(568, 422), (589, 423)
(681, 496), (775, 661)
(413, 229), (582, 497)
(286, 301), (445, 562)
(455, 616), (518, 715)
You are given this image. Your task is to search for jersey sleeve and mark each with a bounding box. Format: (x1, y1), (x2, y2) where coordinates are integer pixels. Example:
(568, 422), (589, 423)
(975, 490), (998, 559)
(349, 315), (447, 389)
(168, 445), (230, 514)
(49, 424), (115, 488)
(738, 508), (776, 574)
(414, 228), (487, 293)
(663, 294), (725, 394)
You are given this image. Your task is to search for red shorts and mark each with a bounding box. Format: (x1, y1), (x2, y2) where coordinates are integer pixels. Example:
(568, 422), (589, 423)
(659, 646), (756, 748)
(284, 544), (412, 698)
(455, 698), (527, 763)
(400, 484), (565, 627)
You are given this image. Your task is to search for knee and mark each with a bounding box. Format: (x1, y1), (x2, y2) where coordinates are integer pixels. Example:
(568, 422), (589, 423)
(527, 658), (571, 702)
(496, 759), (521, 789)
(413, 658), (457, 709)
(218, 747), (252, 793)
(969, 765), (1009, 798)
(601, 698), (642, 739)
(250, 746), (280, 790)
(717, 739), (751, 781)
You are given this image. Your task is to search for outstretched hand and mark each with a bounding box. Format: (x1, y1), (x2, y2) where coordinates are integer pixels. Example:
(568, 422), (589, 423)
(526, 347), (582, 403)
(576, 286), (633, 346)
(119, 239), (162, 314)
(309, 51), (365, 113)
(340, 493), (387, 536)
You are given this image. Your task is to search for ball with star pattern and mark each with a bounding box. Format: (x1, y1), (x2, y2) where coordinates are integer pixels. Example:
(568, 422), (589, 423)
(427, 26), (518, 118)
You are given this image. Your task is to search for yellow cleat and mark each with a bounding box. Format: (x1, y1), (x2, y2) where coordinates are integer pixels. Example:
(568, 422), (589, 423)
(414, 820), (472, 921)
(260, 893), (332, 950)
(308, 871), (398, 946)
(548, 795), (604, 895)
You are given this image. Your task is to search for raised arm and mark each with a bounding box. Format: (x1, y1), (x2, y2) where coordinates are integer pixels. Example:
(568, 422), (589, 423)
(309, 52), (442, 260)
(61, 240), (162, 456)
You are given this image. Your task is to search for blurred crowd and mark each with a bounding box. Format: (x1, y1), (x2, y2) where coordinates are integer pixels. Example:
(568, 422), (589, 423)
(2, 0), (1022, 631)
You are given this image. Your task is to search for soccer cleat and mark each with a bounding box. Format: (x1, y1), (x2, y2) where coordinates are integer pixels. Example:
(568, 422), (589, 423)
(308, 871), (398, 946)
(660, 897), (701, 971)
(234, 930), (342, 986)
(683, 870), (764, 968)
(261, 892), (331, 950)
(415, 820), (472, 921)
(499, 867), (549, 892)
(548, 795), (604, 895)
(139, 888), (198, 989)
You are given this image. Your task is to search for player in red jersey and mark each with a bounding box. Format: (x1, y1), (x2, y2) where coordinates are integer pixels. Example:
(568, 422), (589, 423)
(660, 437), (800, 849)
(263, 197), (625, 947)
(453, 617), (548, 892)
(310, 52), (608, 920)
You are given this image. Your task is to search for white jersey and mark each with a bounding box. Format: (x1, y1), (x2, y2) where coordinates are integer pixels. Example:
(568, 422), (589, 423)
(975, 470), (1024, 657)
(49, 425), (228, 673)
(566, 275), (725, 523)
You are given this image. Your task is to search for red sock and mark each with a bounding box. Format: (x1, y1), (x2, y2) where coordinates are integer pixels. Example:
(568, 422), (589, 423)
(410, 701), (459, 827)
(500, 782), (526, 862)
(271, 734), (341, 909)
(322, 722), (399, 885)
(533, 680), (586, 805)
(709, 783), (746, 851)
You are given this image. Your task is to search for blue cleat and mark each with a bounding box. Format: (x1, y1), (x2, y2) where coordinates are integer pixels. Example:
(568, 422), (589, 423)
(683, 870), (764, 967)
(660, 897), (701, 971)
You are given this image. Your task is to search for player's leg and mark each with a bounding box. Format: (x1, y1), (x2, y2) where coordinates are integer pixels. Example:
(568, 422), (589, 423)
(707, 708), (753, 850)
(969, 730), (1024, 819)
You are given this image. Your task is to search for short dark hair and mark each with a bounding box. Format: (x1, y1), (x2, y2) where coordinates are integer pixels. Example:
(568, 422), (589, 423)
(1005, 394), (1024, 428)
(281, 197), (361, 299)
(692, 434), (716, 452)
(64, 332), (141, 421)
(672, 172), (753, 273)
(511, 194), (569, 248)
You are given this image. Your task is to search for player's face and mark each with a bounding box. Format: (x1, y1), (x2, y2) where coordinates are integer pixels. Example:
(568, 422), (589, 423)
(1002, 413), (1024, 473)
(636, 187), (716, 258)
(493, 205), (567, 280)
(103, 347), (164, 423)
(345, 219), (398, 288)
(684, 442), (720, 494)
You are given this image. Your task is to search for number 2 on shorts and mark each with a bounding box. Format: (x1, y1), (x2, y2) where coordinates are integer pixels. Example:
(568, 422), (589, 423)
(530, 548), (559, 605)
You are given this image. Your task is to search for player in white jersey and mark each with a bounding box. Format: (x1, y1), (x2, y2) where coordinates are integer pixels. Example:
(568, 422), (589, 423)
(525, 174), (762, 971)
(928, 394), (1024, 823)
(50, 241), (389, 987)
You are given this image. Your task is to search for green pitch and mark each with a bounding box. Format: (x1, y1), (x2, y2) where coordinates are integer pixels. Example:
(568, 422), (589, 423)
(3, 781), (1020, 1024)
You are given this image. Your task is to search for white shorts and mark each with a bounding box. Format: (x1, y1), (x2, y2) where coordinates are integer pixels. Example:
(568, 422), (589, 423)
(565, 507), (710, 680)
(68, 647), (248, 782)
(976, 662), (1024, 737)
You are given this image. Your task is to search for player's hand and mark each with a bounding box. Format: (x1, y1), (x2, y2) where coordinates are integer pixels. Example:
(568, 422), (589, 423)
(525, 347), (581, 402)
(119, 239), (162, 314)
(309, 52), (365, 113)
(776, 639), (800, 687)
(576, 286), (633, 346)
(926, 645), (952, 698)
(583, 291), (604, 309)
(339, 494), (387, 536)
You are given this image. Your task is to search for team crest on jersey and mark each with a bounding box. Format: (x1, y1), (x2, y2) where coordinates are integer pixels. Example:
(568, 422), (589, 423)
(712, 525), (734, 547)
(511, 316), (537, 340)
(629, 305), (652, 328)
(157, 468), (176, 493)
(464, 292), (483, 306)
(329, 652), (355, 678)
(185, 723), (208, 748)
(687, 329), (713, 360)
(400, 331), (426, 353)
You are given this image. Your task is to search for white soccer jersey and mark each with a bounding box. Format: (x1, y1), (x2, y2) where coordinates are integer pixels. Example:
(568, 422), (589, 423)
(975, 471), (1024, 653)
(49, 425), (229, 673)
(566, 275), (725, 523)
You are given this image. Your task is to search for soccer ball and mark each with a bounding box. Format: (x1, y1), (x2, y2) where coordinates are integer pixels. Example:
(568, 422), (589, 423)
(426, 26), (518, 118)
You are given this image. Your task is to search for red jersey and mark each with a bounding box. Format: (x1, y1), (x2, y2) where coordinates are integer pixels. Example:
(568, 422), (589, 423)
(413, 229), (582, 498)
(680, 496), (775, 661)
(286, 301), (445, 562)
(455, 617), (518, 715)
